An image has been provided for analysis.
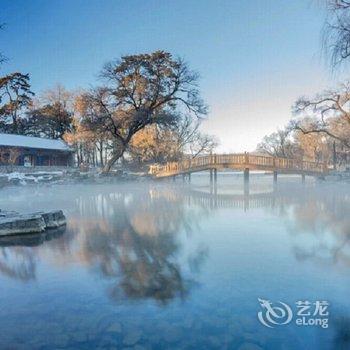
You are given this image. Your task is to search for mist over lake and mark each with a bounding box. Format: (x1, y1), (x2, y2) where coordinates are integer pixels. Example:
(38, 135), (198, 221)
(0, 175), (349, 349)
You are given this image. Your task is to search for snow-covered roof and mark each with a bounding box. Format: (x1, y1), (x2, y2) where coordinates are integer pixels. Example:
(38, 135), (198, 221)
(0, 134), (72, 152)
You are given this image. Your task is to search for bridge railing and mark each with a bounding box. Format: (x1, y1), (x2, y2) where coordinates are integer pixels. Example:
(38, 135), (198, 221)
(149, 153), (327, 176)
(246, 154), (274, 167)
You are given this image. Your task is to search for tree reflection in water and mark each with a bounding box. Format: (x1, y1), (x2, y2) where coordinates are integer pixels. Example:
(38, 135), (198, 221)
(71, 187), (207, 304)
(281, 187), (350, 266)
(1, 183), (350, 306)
(0, 226), (66, 281)
(185, 184), (350, 269)
(0, 247), (36, 281)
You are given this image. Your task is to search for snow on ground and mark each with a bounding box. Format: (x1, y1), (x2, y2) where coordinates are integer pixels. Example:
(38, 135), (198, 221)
(0, 171), (65, 186)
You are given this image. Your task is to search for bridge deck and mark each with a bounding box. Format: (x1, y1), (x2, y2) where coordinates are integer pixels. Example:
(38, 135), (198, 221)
(149, 153), (328, 178)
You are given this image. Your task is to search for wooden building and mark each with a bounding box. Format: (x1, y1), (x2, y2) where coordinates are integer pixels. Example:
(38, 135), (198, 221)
(0, 133), (74, 167)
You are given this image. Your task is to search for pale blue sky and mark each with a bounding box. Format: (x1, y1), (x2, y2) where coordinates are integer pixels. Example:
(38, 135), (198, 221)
(1, 0), (342, 151)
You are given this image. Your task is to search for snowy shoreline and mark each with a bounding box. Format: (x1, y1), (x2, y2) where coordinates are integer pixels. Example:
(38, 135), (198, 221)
(0, 169), (149, 188)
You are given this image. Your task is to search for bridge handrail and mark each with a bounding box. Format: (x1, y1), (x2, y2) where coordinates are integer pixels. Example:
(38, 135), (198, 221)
(149, 153), (327, 176)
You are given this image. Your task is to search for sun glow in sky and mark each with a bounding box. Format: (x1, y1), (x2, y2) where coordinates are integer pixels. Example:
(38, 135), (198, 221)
(1, 0), (344, 151)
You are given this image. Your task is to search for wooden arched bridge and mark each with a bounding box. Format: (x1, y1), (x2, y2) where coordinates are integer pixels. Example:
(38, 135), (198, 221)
(149, 153), (328, 181)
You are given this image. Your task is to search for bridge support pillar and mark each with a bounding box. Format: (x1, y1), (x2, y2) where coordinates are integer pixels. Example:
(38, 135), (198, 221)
(302, 173), (305, 183)
(244, 181), (249, 196)
(213, 168), (217, 183)
(188, 173), (191, 182)
(244, 168), (249, 183)
(273, 171), (278, 184)
(210, 169), (213, 184)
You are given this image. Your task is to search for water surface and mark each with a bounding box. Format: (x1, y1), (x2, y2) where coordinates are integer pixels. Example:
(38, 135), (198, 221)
(0, 175), (349, 349)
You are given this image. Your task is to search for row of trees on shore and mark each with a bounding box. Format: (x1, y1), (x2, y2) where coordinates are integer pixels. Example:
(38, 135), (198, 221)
(0, 42), (217, 171)
(257, 81), (350, 169)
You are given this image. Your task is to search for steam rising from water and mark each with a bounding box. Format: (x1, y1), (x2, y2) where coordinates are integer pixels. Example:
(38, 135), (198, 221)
(0, 174), (349, 349)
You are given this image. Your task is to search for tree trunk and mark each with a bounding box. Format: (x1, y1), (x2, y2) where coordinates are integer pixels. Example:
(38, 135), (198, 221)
(99, 141), (104, 167)
(76, 147), (81, 166)
(79, 145), (83, 166)
(102, 146), (126, 173)
(104, 144), (108, 165)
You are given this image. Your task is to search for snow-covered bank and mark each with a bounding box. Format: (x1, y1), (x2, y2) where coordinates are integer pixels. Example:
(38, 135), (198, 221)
(0, 171), (64, 186)
(0, 169), (149, 188)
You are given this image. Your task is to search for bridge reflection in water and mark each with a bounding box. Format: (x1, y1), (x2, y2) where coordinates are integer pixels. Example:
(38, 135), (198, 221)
(152, 183), (290, 212)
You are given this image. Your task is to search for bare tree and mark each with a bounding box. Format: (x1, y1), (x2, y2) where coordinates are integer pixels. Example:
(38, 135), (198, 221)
(167, 114), (218, 159)
(292, 81), (350, 148)
(323, 0), (350, 67)
(257, 128), (298, 158)
(188, 133), (218, 158)
(81, 51), (207, 173)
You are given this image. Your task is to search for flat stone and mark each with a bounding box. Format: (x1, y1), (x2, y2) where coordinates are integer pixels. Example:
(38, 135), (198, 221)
(162, 327), (183, 343)
(106, 322), (122, 333)
(0, 210), (18, 218)
(52, 334), (70, 348)
(208, 336), (222, 347)
(35, 210), (66, 228)
(228, 322), (243, 335)
(0, 210), (66, 236)
(0, 214), (46, 236)
(5, 343), (27, 350)
(123, 329), (142, 346)
(237, 343), (263, 350)
(133, 345), (147, 350)
(71, 331), (87, 343)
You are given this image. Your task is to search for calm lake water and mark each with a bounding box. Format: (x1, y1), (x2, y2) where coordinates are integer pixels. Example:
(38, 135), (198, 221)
(0, 174), (349, 350)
